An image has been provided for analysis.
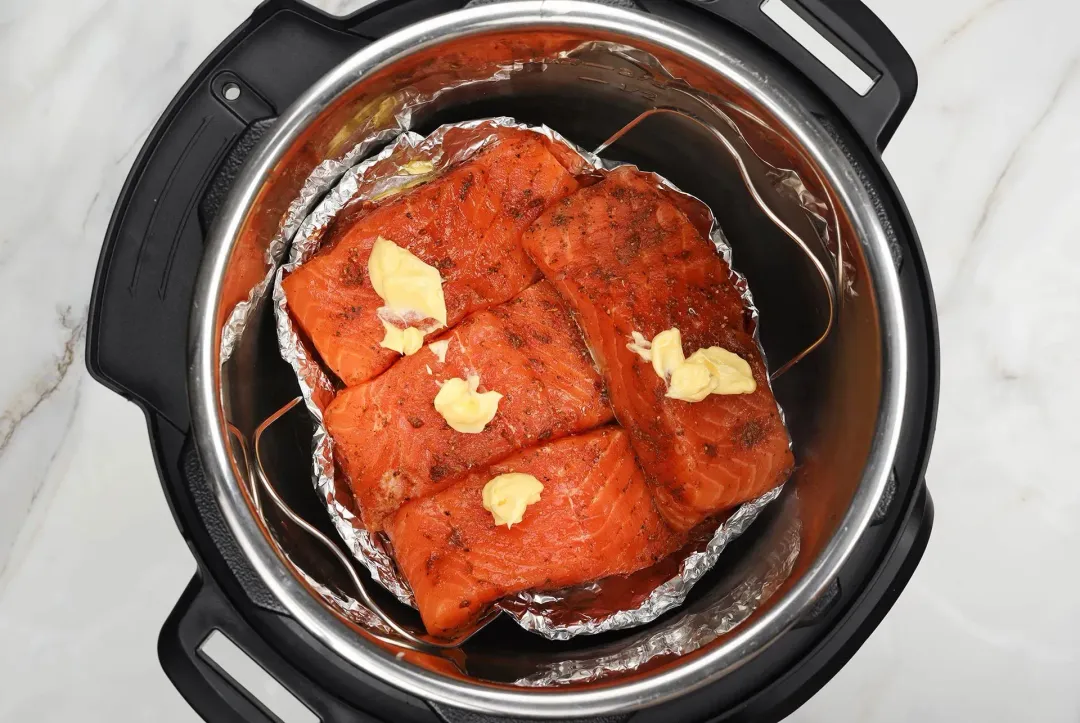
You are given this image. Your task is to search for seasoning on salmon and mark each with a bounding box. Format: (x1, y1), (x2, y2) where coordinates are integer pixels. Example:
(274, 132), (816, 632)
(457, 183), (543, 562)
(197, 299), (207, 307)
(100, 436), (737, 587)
(522, 167), (794, 533)
(282, 129), (580, 386)
(324, 281), (613, 532)
(385, 427), (679, 636)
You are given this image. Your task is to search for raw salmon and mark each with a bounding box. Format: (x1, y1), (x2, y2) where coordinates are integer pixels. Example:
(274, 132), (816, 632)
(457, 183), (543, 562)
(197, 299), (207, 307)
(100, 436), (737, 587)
(324, 281), (613, 532)
(283, 129), (579, 386)
(386, 427), (679, 636)
(522, 167), (794, 533)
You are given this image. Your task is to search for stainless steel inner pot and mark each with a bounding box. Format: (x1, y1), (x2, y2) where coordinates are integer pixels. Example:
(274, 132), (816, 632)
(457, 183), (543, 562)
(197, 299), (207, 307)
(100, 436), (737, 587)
(190, 1), (907, 716)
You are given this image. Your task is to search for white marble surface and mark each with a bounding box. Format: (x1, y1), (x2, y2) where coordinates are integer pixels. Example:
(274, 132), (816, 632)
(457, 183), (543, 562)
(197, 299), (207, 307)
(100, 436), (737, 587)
(0, 0), (1077, 720)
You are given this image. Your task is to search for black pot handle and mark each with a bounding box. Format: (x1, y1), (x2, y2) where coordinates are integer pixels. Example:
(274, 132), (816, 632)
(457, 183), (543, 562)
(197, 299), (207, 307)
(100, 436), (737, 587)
(689, 0), (916, 151)
(85, 0), (373, 431)
(160, 571), (372, 723)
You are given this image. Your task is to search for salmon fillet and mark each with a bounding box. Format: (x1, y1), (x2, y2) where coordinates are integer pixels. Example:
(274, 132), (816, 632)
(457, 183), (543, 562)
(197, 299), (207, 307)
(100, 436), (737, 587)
(522, 167), (794, 533)
(324, 282), (613, 532)
(386, 427), (679, 636)
(283, 129), (579, 386)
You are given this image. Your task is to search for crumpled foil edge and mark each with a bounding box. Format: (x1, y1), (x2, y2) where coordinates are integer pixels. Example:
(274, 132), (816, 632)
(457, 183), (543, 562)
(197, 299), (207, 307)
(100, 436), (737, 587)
(270, 115), (795, 640)
(271, 124), (535, 605)
(214, 42), (840, 682)
(508, 485), (787, 639)
(513, 517), (802, 686)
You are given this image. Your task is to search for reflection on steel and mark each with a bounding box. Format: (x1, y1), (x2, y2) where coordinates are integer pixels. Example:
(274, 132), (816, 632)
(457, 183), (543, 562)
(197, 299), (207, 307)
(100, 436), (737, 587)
(251, 396), (499, 651)
(226, 423), (261, 519)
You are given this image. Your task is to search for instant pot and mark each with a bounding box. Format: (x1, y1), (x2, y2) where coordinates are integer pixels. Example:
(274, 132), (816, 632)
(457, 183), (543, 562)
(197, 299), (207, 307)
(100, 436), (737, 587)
(87, 0), (938, 720)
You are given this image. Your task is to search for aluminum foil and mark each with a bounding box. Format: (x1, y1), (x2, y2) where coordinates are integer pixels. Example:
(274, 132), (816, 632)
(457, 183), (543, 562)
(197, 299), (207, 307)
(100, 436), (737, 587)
(218, 41), (844, 683)
(506, 484), (786, 639)
(269, 115), (795, 639)
(270, 123), (542, 606)
(515, 516), (802, 686)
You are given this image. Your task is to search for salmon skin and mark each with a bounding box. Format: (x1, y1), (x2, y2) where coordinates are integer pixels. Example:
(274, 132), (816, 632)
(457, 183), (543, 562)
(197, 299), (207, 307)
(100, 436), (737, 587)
(522, 167), (794, 533)
(324, 281), (613, 532)
(386, 427), (679, 637)
(283, 129), (580, 386)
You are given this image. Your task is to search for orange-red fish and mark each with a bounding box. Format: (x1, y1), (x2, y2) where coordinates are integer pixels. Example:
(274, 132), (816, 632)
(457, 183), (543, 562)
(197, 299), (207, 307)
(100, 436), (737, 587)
(324, 282), (613, 532)
(522, 167), (794, 533)
(386, 427), (678, 636)
(283, 129), (579, 386)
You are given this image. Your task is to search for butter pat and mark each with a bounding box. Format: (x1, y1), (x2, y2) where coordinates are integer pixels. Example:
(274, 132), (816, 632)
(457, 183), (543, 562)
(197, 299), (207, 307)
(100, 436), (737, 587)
(667, 361), (716, 402)
(368, 236), (447, 328)
(433, 375), (502, 433)
(628, 327), (756, 402)
(650, 328), (686, 380)
(379, 321), (424, 356)
(482, 473), (544, 529)
(684, 347), (757, 395)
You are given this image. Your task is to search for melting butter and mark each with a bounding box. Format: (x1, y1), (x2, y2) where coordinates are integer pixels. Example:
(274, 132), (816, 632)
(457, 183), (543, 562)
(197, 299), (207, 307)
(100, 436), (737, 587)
(368, 237), (447, 353)
(328, 95), (397, 155)
(627, 327), (756, 402)
(650, 328), (686, 380)
(683, 347), (757, 396)
(401, 159), (435, 175)
(370, 161), (436, 201)
(379, 321), (424, 356)
(433, 375), (502, 433)
(482, 473), (544, 529)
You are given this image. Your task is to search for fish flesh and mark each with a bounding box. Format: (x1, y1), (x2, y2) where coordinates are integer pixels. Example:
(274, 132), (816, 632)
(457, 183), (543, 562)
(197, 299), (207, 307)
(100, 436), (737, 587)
(386, 427), (679, 636)
(324, 281), (613, 532)
(522, 167), (794, 533)
(283, 129), (579, 386)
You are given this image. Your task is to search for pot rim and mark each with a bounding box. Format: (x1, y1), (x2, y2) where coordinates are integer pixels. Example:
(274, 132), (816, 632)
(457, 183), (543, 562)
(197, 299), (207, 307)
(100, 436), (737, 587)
(189, 1), (908, 716)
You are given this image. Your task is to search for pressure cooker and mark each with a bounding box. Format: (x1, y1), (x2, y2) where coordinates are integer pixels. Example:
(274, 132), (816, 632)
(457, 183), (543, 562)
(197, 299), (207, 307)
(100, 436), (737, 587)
(87, 0), (937, 720)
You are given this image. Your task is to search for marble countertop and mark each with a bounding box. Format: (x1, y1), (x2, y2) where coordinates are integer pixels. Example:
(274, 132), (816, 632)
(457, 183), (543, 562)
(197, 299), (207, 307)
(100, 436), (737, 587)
(1, 0), (1077, 720)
